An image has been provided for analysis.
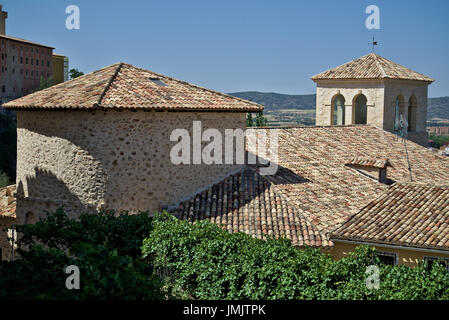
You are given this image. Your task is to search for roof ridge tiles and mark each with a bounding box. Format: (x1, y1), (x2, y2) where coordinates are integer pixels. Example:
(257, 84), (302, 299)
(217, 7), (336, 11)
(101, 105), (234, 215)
(96, 62), (124, 107)
(372, 53), (388, 78)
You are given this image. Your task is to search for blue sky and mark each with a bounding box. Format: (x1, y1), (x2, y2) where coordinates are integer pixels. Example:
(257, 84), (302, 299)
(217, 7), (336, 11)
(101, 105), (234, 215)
(3, 0), (449, 97)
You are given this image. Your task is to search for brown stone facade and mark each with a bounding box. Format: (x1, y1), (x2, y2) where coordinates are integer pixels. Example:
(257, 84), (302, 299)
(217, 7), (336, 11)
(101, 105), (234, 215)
(14, 110), (246, 223)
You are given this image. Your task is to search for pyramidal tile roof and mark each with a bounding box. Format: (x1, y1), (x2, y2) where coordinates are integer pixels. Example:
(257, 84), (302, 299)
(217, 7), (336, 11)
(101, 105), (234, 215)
(331, 183), (449, 251)
(3, 63), (263, 112)
(311, 53), (434, 82)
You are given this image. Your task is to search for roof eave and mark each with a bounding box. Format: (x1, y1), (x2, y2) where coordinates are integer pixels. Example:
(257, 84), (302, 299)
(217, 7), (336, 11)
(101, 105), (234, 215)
(4, 104), (263, 112)
(330, 236), (449, 254)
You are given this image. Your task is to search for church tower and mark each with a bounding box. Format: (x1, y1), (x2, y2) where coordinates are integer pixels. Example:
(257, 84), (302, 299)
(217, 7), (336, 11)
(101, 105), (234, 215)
(312, 53), (434, 146)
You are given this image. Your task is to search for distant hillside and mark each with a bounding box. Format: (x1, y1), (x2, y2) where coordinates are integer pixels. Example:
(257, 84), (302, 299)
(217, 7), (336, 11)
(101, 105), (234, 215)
(229, 92), (449, 121)
(428, 97), (449, 120)
(229, 92), (316, 111)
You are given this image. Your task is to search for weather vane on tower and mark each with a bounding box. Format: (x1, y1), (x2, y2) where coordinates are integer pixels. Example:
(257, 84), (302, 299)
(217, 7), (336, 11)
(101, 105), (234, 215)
(368, 36), (378, 53)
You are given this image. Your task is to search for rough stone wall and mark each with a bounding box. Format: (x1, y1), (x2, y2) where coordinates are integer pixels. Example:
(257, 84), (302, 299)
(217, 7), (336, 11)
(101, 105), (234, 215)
(15, 110), (246, 223)
(315, 80), (385, 127)
(0, 217), (15, 261)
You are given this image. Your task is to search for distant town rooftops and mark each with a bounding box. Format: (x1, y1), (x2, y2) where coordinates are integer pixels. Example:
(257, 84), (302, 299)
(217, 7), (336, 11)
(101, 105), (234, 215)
(3, 62), (264, 112)
(0, 34), (54, 49)
(312, 53), (434, 82)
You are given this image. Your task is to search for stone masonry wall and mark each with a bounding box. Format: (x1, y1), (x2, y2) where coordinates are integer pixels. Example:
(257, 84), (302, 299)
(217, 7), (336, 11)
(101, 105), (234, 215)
(15, 110), (246, 223)
(315, 80), (385, 127)
(0, 217), (15, 261)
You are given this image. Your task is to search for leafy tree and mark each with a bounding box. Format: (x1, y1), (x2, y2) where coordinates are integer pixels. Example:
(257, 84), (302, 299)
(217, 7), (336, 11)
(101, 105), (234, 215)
(254, 112), (268, 127)
(33, 76), (55, 93)
(246, 113), (254, 127)
(69, 68), (84, 79)
(0, 208), (166, 300)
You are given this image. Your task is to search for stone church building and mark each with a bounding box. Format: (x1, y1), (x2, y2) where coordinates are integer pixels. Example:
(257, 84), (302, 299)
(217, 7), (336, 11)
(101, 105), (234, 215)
(312, 53), (433, 146)
(1, 56), (449, 268)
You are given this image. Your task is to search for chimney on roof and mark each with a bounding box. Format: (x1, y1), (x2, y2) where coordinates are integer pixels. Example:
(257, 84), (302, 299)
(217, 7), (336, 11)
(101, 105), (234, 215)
(345, 158), (393, 185)
(0, 5), (7, 35)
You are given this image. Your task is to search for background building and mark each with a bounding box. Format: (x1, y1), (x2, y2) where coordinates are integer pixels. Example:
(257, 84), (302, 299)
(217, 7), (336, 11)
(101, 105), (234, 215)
(52, 54), (69, 85)
(0, 5), (54, 110)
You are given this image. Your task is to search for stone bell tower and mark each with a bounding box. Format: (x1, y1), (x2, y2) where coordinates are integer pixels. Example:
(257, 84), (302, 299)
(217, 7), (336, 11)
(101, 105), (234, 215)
(311, 53), (434, 146)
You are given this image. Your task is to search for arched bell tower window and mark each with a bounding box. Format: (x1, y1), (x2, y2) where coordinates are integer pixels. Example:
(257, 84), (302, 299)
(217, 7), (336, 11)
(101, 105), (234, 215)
(408, 95), (417, 132)
(394, 95), (405, 132)
(354, 94), (367, 124)
(332, 94), (345, 125)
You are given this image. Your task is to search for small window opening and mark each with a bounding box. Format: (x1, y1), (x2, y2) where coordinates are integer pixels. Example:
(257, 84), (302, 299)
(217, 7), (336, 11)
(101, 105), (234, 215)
(424, 257), (449, 271)
(150, 77), (167, 87)
(375, 251), (397, 266)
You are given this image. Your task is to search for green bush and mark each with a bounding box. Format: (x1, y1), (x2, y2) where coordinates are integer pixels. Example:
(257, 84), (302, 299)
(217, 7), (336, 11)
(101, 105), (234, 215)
(0, 208), (166, 300)
(0, 171), (10, 188)
(143, 213), (449, 300)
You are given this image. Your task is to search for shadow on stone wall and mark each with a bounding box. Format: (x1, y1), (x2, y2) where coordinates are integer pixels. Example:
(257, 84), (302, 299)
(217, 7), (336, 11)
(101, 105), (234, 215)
(172, 152), (311, 223)
(15, 167), (98, 224)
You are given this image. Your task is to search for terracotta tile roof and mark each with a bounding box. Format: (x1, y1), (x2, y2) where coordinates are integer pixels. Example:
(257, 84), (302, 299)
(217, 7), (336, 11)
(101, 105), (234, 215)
(0, 185), (16, 219)
(172, 167), (330, 247)
(330, 183), (449, 251)
(345, 158), (393, 169)
(248, 125), (449, 237)
(174, 125), (449, 248)
(3, 63), (263, 112)
(311, 53), (434, 82)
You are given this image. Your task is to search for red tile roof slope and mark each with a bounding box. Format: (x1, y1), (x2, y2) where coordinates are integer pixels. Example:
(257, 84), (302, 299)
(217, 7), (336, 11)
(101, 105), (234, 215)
(3, 63), (263, 112)
(172, 167), (330, 247)
(175, 125), (449, 247)
(331, 183), (449, 251)
(259, 125), (449, 234)
(312, 53), (434, 82)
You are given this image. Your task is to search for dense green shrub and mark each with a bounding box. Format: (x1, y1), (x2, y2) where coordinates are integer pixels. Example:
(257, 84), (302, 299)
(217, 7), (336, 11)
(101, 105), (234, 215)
(143, 213), (449, 300)
(0, 171), (10, 188)
(0, 208), (165, 300)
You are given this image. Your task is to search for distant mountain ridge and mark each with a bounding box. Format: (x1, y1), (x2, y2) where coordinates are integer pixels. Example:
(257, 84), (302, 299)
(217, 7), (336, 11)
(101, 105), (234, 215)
(229, 92), (316, 111)
(228, 92), (449, 121)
